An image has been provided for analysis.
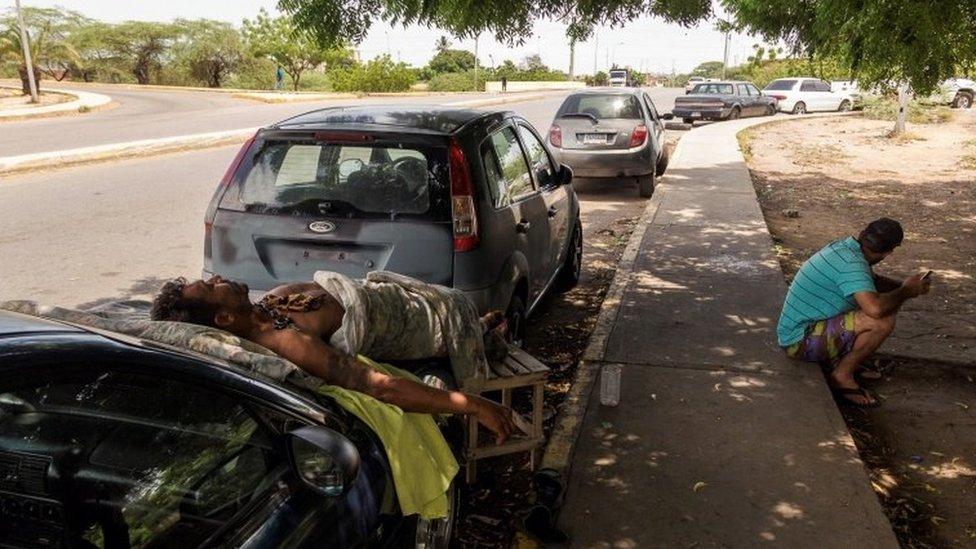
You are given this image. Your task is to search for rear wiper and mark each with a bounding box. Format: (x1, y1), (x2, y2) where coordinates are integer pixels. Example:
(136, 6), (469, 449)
(560, 112), (599, 124)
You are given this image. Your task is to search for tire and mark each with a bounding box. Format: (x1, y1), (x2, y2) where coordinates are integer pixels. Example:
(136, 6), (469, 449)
(682, 117), (695, 125)
(791, 101), (807, 115)
(638, 172), (655, 198)
(555, 219), (583, 292)
(655, 145), (670, 177)
(505, 293), (527, 348)
(838, 99), (852, 112)
(727, 106), (741, 120)
(765, 104), (776, 116)
(952, 92), (973, 109)
(413, 479), (459, 549)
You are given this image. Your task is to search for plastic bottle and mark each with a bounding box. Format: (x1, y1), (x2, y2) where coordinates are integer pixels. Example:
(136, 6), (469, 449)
(600, 364), (621, 406)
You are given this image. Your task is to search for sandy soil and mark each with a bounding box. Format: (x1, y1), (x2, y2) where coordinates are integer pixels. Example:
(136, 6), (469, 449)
(743, 112), (976, 548)
(0, 87), (74, 109)
(742, 111), (976, 364)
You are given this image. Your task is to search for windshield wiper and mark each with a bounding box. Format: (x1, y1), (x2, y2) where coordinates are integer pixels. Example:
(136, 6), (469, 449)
(560, 112), (599, 124)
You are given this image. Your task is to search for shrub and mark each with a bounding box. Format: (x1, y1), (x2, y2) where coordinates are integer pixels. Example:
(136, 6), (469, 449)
(225, 56), (277, 90)
(329, 56), (415, 93)
(296, 71), (331, 91)
(862, 97), (952, 124)
(427, 70), (484, 92)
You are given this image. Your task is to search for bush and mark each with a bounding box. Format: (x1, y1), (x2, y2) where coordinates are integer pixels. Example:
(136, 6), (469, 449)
(296, 71), (331, 91)
(862, 97), (952, 124)
(329, 56), (415, 92)
(427, 70), (484, 92)
(225, 57), (277, 90)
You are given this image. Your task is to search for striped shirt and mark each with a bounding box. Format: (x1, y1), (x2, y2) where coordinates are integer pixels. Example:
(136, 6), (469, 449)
(777, 237), (876, 346)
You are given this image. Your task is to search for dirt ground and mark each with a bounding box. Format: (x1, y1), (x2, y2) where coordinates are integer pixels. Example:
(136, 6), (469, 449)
(742, 111), (976, 363)
(742, 112), (976, 547)
(0, 87), (73, 110)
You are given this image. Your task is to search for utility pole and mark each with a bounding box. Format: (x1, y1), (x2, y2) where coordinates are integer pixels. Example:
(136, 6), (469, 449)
(721, 31), (731, 79)
(593, 34), (598, 74)
(15, 0), (38, 103)
(473, 34), (480, 91)
(568, 38), (576, 80)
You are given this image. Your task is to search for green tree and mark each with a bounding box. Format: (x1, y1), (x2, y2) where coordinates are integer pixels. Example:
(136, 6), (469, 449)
(690, 61), (724, 79)
(427, 47), (475, 74)
(67, 21), (127, 82)
(0, 6), (86, 92)
(242, 9), (350, 91)
(434, 35), (450, 54)
(107, 21), (177, 84)
(173, 19), (245, 88)
(329, 54), (415, 92)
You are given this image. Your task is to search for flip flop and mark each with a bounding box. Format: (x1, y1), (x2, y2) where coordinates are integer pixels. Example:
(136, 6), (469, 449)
(832, 386), (880, 408)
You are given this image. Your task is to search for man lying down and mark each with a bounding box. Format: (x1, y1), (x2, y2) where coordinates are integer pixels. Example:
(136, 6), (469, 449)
(151, 270), (516, 444)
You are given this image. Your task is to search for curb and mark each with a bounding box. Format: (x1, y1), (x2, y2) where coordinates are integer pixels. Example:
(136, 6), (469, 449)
(0, 92), (560, 176)
(539, 110), (859, 476)
(0, 128), (257, 176)
(0, 87), (113, 121)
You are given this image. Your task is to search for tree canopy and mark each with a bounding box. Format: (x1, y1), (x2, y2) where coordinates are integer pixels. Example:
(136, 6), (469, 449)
(277, 0), (976, 92)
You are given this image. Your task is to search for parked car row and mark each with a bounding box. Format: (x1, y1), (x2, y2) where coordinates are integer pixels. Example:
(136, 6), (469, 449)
(673, 80), (778, 123)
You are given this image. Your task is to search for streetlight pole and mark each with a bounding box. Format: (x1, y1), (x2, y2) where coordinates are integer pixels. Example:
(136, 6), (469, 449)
(721, 31), (730, 79)
(473, 34), (480, 91)
(593, 34), (598, 75)
(568, 37), (575, 80)
(15, 0), (39, 103)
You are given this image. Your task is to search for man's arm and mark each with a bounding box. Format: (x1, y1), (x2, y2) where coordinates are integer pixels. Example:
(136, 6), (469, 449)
(854, 273), (930, 318)
(261, 327), (516, 444)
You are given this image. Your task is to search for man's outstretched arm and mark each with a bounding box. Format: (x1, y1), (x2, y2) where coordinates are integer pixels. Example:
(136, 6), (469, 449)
(262, 327), (515, 444)
(855, 272), (930, 318)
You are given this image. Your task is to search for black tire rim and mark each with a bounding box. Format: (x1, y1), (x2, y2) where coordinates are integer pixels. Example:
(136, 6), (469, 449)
(794, 102), (806, 114)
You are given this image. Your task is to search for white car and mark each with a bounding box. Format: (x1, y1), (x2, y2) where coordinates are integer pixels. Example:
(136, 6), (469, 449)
(764, 77), (854, 114)
(684, 76), (706, 94)
(940, 78), (975, 108)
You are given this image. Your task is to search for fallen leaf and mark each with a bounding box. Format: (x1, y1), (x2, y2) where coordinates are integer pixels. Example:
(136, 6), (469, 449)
(693, 481), (707, 492)
(924, 483), (938, 493)
(931, 516), (947, 526)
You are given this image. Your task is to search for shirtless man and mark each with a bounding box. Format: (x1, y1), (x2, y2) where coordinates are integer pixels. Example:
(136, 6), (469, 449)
(151, 275), (516, 443)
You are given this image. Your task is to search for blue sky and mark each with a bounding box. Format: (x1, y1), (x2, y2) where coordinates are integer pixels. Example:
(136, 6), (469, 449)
(18, 0), (763, 74)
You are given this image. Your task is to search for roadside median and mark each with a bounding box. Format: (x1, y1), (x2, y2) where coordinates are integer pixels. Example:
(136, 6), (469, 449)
(0, 87), (113, 122)
(0, 92), (559, 177)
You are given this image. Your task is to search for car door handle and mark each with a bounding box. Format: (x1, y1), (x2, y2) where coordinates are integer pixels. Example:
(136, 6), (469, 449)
(516, 220), (531, 233)
(547, 206), (559, 218)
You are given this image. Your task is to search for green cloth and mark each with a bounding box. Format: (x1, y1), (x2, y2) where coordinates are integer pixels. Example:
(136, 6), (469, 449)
(317, 356), (459, 519)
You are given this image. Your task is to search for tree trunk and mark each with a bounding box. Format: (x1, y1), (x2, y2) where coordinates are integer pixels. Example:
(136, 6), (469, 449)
(892, 83), (909, 135)
(17, 65), (41, 95)
(292, 72), (300, 91)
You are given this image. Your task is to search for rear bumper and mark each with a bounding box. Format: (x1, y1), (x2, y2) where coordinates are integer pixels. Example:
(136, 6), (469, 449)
(672, 106), (730, 119)
(551, 145), (655, 178)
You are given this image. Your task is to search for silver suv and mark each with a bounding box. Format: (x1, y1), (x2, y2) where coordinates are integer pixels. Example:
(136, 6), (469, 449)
(203, 106), (582, 341)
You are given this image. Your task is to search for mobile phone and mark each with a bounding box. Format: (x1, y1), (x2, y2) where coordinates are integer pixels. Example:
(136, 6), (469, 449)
(922, 270), (933, 280)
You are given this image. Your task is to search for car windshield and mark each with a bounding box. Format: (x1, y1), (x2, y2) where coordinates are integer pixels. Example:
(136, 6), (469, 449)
(557, 94), (642, 120)
(692, 83), (734, 95)
(765, 79), (797, 91)
(238, 140), (446, 216)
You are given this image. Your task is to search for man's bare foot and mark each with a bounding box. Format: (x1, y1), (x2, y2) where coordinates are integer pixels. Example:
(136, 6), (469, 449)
(829, 371), (878, 407)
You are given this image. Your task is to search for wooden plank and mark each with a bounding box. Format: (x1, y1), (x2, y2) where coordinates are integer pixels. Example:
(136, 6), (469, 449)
(482, 374), (546, 391)
(469, 438), (545, 459)
(510, 347), (550, 373)
(489, 359), (516, 378)
(503, 354), (530, 375)
(466, 415), (480, 484)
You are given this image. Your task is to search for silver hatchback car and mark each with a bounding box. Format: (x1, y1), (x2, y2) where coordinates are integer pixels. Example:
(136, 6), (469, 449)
(203, 106), (582, 342)
(547, 88), (672, 197)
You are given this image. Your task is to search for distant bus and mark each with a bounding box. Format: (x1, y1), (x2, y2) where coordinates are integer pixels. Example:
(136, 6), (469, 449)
(608, 69), (629, 87)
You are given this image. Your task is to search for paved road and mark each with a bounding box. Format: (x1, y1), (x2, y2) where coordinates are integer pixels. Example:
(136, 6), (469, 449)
(0, 88), (683, 308)
(0, 81), (530, 157)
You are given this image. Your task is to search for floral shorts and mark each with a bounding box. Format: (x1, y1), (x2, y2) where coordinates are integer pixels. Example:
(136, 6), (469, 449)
(785, 311), (857, 365)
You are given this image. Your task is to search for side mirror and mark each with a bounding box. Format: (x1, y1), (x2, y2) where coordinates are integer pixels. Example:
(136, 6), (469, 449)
(556, 163), (573, 186)
(287, 425), (360, 497)
(661, 112), (675, 120)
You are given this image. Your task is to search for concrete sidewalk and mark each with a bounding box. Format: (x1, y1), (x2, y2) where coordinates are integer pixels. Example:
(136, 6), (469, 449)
(555, 116), (898, 547)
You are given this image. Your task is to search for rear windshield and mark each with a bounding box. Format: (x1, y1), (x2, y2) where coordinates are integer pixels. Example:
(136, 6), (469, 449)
(236, 140), (448, 217)
(765, 79), (796, 91)
(692, 83), (734, 95)
(557, 94), (642, 120)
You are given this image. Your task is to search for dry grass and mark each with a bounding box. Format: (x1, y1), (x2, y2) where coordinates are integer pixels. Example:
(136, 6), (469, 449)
(790, 143), (850, 166)
(960, 154), (976, 171)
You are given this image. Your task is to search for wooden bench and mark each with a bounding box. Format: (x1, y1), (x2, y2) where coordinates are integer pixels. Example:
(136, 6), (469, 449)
(464, 347), (550, 483)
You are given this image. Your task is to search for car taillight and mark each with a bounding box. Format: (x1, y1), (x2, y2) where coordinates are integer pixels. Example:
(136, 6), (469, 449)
(769, 94), (787, 101)
(205, 131), (256, 227)
(449, 139), (479, 252)
(629, 124), (648, 148)
(549, 125), (562, 148)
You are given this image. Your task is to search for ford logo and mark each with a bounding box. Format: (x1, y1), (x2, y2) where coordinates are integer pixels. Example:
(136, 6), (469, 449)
(308, 221), (337, 234)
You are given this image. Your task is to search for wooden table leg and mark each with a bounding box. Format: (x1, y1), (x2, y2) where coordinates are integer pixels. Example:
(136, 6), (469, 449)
(466, 414), (479, 483)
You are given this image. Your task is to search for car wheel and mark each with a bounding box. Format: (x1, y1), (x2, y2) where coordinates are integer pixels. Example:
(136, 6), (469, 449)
(655, 145), (670, 177)
(556, 219), (583, 292)
(638, 172), (655, 198)
(682, 117), (695, 125)
(506, 293), (527, 348)
(414, 479), (459, 549)
(765, 104), (776, 116)
(838, 99), (852, 112)
(728, 106), (741, 120)
(952, 92), (973, 109)
(791, 101), (807, 115)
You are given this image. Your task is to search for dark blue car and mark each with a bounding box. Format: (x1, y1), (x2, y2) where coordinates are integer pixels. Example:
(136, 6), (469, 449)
(0, 310), (455, 548)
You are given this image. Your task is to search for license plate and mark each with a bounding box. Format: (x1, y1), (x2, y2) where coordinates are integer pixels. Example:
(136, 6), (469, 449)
(583, 133), (607, 144)
(692, 112), (701, 117)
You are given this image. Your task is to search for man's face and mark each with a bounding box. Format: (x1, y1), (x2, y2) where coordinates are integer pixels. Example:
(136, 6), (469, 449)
(182, 275), (251, 324)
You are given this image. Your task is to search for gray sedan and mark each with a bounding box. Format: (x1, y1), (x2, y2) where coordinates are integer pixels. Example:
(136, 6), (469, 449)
(672, 80), (777, 124)
(547, 88), (672, 197)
